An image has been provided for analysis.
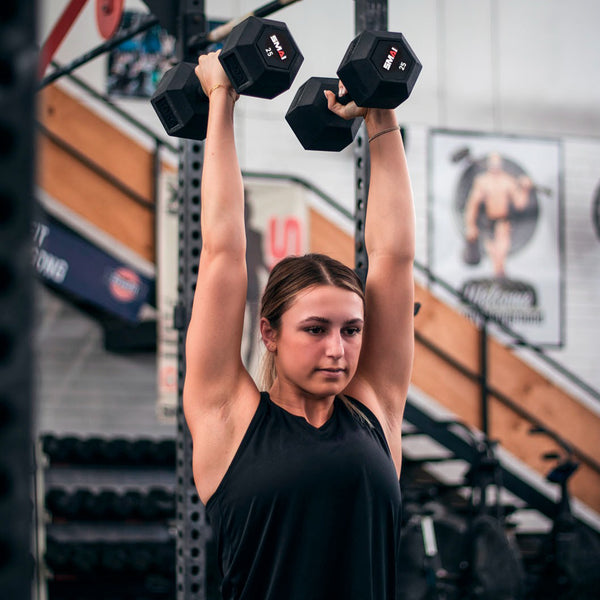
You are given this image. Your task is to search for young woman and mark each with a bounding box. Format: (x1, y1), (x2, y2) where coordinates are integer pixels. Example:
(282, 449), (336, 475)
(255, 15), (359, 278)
(184, 50), (415, 600)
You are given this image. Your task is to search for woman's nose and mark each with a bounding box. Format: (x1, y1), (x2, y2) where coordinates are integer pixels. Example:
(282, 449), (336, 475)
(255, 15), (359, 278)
(326, 332), (344, 358)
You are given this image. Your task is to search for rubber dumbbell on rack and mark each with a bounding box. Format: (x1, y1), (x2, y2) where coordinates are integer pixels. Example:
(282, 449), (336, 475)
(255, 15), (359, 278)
(286, 31), (421, 151)
(151, 15), (303, 140)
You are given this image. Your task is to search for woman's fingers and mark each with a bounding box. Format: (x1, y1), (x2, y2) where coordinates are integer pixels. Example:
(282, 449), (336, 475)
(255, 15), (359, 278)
(323, 89), (367, 120)
(324, 89), (338, 111)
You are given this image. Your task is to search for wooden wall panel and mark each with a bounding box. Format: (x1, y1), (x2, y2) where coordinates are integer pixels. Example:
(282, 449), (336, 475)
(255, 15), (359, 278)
(38, 135), (155, 262)
(414, 290), (481, 374)
(412, 340), (482, 425)
(36, 84), (156, 263)
(39, 85), (154, 200)
(309, 208), (354, 266)
(488, 339), (600, 465)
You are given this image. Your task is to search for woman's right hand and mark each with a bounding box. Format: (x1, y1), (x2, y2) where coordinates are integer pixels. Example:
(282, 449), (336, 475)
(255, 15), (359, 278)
(194, 51), (238, 101)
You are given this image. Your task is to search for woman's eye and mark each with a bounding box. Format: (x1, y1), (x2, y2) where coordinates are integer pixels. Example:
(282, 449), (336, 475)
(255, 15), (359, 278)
(344, 327), (361, 336)
(305, 326), (324, 335)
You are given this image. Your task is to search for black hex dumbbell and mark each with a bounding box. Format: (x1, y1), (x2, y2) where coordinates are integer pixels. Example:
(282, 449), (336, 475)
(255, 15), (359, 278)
(152, 15), (303, 140)
(286, 30), (421, 151)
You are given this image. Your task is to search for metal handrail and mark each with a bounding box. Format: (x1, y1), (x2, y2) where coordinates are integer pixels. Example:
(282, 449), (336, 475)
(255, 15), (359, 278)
(241, 170), (354, 221)
(48, 60), (178, 154)
(38, 123), (155, 211)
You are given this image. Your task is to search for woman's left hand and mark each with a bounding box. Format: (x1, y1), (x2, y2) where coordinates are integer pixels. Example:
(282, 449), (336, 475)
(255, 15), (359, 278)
(324, 80), (368, 120)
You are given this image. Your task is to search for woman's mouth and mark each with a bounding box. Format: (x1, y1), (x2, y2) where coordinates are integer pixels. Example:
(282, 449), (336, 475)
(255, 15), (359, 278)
(317, 367), (345, 376)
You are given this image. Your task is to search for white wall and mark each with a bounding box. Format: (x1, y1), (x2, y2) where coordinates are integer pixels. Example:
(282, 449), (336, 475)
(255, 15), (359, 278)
(38, 0), (600, 394)
(555, 138), (600, 393)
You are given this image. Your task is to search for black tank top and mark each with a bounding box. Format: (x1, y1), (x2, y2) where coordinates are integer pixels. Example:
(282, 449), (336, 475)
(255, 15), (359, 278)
(205, 392), (402, 600)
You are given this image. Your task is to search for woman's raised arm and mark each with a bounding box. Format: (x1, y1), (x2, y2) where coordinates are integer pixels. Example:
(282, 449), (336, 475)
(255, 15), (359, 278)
(355, 109), (415, 420)
(325, 88), (415, 453)
(183, 52), (257, 434)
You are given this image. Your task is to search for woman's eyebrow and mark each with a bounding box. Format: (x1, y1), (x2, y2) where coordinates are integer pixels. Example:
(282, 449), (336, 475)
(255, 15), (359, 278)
(299, 316), (364, 325)
(299, 316), (330, 324)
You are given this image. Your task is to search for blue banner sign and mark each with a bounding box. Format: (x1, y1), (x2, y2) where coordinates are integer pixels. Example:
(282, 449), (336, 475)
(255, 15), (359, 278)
(32, 210), (154, 323)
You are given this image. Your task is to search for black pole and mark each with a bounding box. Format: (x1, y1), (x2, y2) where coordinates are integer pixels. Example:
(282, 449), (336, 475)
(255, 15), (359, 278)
(355, 0), (388, 33)
(353, 0), (388, 284)
(38, 14), (159, 89)
(0, 2), (37, 599)
(174, 2), (209, 600)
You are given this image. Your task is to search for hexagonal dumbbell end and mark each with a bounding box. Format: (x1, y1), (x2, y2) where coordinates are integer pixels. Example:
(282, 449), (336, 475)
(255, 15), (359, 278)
(219, 16), (304, 99)
(151, 62), (209, 140)
(337, 30), (422, 108)
(285, 77), (362, 152)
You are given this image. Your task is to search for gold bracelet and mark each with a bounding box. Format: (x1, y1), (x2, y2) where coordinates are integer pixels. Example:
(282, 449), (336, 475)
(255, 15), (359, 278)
(207, 83), (238, 102)
(368, 126), (400, 143)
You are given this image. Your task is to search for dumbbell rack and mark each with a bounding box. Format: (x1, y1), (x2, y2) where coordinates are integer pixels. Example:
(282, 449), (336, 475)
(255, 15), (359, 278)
(36, 434), (177, 600)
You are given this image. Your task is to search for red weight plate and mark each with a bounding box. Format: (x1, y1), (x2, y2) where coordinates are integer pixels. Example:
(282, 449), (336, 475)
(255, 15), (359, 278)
(95, 0), (124, 40)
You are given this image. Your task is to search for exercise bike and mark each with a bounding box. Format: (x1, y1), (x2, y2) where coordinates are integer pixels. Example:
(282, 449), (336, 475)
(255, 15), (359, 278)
(397, 420), (525, 600)
(528, 426), (600, 600)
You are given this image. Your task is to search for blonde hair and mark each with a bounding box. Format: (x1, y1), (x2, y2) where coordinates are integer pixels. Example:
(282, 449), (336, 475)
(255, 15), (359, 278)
(258, 254), (371, 426)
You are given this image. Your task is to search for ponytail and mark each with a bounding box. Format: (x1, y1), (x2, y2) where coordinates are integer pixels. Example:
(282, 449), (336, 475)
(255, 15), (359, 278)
(258, 347), (277, 392)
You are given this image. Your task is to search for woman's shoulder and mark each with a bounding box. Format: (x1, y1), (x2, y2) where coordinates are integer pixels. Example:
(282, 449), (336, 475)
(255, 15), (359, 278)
(341, 395), (387, 439)
(188, 382), (262, 504)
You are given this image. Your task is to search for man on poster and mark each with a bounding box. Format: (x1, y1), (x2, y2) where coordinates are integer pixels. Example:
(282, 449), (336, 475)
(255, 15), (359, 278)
(455, 148), (545, 329)
(463, 151), (533, 277)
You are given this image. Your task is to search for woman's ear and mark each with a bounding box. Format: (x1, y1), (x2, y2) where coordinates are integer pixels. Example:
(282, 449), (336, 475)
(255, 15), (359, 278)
(260, 317), (277, 352)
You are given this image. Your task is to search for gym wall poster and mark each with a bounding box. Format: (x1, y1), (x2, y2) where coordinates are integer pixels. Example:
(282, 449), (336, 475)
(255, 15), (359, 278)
(428, 129), (564, 347)
(156, 172), (309, 422)
(106, 11), (174, 98)
(106, 11), (229, 99)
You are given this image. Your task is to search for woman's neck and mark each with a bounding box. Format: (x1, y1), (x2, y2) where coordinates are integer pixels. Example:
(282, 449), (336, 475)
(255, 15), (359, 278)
(268, 381), (335, 428)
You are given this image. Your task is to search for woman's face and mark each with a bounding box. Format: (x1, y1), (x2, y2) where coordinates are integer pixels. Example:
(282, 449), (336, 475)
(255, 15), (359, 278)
(266, 285), (364, 399)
